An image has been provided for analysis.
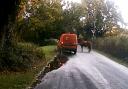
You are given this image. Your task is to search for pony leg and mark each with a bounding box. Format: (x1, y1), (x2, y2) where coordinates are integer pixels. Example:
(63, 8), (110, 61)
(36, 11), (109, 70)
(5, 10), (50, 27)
(88, 47), (91, 52)
(88, 43), (92, 53)
(81, 45), (83, 52)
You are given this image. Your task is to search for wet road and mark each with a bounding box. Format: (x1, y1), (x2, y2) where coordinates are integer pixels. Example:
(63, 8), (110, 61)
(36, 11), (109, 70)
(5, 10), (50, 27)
(35, 47), (128, 89)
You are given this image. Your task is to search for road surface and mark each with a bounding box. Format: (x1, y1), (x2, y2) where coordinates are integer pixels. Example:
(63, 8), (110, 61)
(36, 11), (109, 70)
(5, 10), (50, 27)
(35, 46), (128, 89)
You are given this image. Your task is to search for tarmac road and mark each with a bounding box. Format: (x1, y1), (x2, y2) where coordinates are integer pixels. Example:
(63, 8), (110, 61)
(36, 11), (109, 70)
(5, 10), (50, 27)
(35, 47), (128, 89)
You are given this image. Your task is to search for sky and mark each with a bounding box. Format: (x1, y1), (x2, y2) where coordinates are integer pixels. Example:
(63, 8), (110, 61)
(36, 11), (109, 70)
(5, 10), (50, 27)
(112, 0), (128, 24)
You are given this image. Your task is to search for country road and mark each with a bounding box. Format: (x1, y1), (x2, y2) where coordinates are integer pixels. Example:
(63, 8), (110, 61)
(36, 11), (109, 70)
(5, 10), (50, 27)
(35, 46), (128, 89)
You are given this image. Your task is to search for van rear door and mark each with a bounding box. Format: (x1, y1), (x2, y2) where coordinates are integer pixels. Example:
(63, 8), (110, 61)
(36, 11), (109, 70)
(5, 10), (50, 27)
(62, 34), (77, 45)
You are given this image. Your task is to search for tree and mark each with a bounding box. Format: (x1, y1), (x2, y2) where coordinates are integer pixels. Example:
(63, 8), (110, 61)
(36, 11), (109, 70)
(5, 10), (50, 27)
(16, 0), (63, 45)
(62, 2), (86, 34)
(82, 0), (124, 38)
(0, 0), (24, 70)
(0, 0), (22, 48)
(0, 0), (21, 34)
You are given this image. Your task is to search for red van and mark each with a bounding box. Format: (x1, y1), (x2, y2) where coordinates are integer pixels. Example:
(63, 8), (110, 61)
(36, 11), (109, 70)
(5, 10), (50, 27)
(57, 33), (78, 54)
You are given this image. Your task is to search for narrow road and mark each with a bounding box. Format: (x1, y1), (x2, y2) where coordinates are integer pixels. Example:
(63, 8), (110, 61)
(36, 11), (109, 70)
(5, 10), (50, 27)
(35, 46), (128, 89)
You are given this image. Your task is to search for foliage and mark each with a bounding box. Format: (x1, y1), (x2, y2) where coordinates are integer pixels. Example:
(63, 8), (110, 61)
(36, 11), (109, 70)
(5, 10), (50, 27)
(0, 0), (21, 29)
(17, 0), (63, 45)
(0, 72), (34, 89)
(44, 39), (58, 45)
(0, 0), (22, 48)
(0, 43), (45, 71)
(16, 0), (125, 42)
(40, 45), (57, 61)
(0, 0), (27, 71)
(104, 27), (123, 36)
(82, 0), (124, 38)
(16, 1), (88, 44)
(62, 2), (86, 33)
(0, 45), (56, 89)
(94, 34), (128, 63)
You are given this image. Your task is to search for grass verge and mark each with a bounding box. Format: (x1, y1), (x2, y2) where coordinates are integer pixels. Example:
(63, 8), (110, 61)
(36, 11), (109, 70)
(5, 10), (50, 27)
(0, 45), (56, 89)
(40, 45), (57, 61)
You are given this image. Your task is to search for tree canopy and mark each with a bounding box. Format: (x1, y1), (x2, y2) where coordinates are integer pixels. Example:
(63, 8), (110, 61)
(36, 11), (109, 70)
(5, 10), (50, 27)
(0, 0), (125, 44)
(82, 0), (124, 38)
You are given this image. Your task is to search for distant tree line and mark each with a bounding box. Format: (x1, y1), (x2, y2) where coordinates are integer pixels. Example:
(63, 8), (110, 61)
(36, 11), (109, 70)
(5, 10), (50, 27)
(0, 0), (125, 46)
(15, 0), (124, 44)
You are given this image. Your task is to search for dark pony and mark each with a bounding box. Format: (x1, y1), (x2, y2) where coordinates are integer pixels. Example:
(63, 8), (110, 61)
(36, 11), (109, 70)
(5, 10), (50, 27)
(78, 38), (92, 52)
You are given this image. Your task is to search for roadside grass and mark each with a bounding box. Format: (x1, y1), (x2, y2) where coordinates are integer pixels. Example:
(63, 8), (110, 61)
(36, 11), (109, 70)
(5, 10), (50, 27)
(0, 45), (56, 89)
(40, 45), (57, 61)
(93, 34), (128, 66)
(0, 72), (35, 89)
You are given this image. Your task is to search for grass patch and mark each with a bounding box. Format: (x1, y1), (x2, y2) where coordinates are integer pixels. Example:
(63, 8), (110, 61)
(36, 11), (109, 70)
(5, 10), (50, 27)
(40, 45), (57, 61)
(0, 72), (34, 89)
(0, 45), (56, 89)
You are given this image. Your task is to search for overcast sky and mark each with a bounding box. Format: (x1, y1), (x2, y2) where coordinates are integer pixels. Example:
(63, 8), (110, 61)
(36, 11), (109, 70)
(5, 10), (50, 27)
(112, 0), (128, 24)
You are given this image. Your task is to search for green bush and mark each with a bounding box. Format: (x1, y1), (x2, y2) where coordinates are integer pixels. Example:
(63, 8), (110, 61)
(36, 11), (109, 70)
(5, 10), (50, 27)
(44, 39), (58, 45)
(0, 43), (45, 71)
(94, 35), (128, 62)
